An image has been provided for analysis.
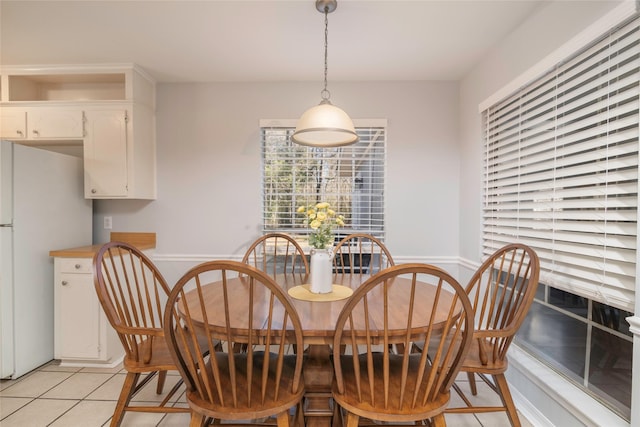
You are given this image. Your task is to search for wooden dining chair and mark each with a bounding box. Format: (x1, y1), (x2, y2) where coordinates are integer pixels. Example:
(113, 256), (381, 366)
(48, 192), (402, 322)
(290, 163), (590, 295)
(93, 241), (190, 427)
(444, 243), (540, 427)
(332, 263), (474, 427)
(243, 232), (309, 276)
(164, 260), (305, 427)
(333, 233), (394, 275)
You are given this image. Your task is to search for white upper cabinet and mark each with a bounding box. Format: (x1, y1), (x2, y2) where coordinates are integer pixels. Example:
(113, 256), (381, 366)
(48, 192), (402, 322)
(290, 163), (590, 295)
(0, 107), (84, 140)
(84, 108), (129, 198)
(83, 106), (155, 199)
(0, 64), (157, 200)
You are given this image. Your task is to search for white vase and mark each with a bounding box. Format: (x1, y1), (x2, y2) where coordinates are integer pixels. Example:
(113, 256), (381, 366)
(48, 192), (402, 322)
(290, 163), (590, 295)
(310, 248), (333, 294)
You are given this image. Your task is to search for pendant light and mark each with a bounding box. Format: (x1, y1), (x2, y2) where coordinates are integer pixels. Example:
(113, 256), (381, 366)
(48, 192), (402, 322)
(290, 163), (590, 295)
(291, 0), (359, 147)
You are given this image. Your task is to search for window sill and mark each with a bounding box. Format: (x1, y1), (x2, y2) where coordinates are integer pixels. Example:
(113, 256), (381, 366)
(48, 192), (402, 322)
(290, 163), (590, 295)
(508, 344), (629, 427)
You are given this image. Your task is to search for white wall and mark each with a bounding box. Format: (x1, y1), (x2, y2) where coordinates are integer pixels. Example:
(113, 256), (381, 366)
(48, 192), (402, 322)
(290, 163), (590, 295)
(93, 80), (460, 284)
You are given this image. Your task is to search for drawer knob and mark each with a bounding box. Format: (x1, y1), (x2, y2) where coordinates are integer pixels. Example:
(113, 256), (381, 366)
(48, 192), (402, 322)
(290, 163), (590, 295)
(75, 264), (81, 269)
(62, 280), (68, 286)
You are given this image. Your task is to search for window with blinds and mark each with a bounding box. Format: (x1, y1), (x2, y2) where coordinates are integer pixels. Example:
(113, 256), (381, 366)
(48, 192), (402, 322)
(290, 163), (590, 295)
(482, 16), (639, 312)
(261, 122), (386, 241)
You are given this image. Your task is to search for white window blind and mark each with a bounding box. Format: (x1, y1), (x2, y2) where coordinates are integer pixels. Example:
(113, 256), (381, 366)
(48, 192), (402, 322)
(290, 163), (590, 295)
(482, 16), (639, 312)
(261, 122), (386, 240)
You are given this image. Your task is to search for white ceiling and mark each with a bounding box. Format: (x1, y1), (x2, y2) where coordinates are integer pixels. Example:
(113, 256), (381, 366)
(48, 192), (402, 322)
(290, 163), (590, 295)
(1, 0), (546, 83)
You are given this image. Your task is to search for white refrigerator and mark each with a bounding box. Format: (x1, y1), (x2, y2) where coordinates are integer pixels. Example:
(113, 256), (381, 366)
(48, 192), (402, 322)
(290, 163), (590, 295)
(0, 140), (92, 379)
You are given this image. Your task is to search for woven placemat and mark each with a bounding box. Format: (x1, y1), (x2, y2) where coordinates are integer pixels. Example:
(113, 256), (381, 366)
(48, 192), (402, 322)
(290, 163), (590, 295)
(287, 284), (353, 302)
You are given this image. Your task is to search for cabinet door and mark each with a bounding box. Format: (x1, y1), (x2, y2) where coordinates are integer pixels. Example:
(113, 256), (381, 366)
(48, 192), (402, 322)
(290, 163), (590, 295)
(28, 108), (84, 139)
(84, 109), (128, 198)
(56, 273), (101, 360)
(0, 108), (27, 139)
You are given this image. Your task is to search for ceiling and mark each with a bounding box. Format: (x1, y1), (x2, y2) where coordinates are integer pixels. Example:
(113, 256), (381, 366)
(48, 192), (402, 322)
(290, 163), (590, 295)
(0, 0), (546, 84)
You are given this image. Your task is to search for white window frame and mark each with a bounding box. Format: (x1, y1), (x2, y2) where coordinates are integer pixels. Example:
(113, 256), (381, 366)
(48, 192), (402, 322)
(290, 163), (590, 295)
(260, 119), (387, 243)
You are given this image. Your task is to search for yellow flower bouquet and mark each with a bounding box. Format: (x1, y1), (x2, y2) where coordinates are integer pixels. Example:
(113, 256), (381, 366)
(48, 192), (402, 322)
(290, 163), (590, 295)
(297, 202), (345, 249)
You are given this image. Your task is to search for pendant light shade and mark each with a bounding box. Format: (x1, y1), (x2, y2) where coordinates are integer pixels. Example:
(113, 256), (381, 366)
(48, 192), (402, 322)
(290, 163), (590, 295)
(292, 100), (358, 147)
(292, 0), (359, 148)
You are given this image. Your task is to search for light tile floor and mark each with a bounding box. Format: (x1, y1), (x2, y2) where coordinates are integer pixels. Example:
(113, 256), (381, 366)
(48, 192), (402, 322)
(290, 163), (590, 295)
(0, 360), (534, 426)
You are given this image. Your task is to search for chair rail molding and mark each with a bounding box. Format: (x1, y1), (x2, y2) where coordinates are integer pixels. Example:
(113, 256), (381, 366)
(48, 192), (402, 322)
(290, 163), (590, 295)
(152, 253), (242, 263)
(152, 253), (461, 267)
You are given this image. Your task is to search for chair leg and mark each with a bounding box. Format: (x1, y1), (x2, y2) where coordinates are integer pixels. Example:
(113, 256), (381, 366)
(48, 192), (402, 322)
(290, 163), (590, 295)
(276, 410), (290, 427)
(156, 370), (167, 394)
(189, 412), (206, 427)
(296, 401), (305, 427)
(493, 373), (521, 427)
(431, 413), (446, 427)
(467, 371), (477, 395)
(110, 372), (140, 427)
(332, 401), (342, 427)
(344, 412), (360, 427)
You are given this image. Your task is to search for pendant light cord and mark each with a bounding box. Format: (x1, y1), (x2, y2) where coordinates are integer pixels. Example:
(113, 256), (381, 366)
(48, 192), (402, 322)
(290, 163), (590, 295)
(321, 7), (330, 102)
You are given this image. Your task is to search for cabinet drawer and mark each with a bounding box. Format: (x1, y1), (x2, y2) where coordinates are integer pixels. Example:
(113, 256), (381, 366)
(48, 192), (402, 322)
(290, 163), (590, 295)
(59, 258), (92, 274)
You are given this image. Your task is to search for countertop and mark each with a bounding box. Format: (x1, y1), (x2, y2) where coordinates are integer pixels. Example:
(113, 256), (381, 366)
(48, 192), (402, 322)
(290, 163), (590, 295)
(49, 232), (156, 258)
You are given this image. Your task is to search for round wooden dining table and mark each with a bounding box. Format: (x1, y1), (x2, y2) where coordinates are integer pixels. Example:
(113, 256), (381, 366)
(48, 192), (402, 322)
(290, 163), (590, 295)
(181, 271), (456, 427)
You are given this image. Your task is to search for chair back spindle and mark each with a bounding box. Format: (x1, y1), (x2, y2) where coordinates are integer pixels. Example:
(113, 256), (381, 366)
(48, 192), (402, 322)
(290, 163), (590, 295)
(333, 233), (394, 275)
(467, 243), (540, 364)
(94, 242), (170, 364)
(243, 233), (309, 277)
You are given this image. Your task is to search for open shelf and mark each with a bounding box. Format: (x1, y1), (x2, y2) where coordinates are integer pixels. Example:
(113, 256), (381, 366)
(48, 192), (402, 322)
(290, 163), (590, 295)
(7, 73), (126, 102)
(1, 65), (155, 107)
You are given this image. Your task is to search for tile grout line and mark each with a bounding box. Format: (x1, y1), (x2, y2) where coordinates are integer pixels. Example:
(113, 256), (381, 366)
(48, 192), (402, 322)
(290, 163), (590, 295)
(45, 399), (84, 427)
(2, 368), (120, 426)
(0, 396), (35, 421)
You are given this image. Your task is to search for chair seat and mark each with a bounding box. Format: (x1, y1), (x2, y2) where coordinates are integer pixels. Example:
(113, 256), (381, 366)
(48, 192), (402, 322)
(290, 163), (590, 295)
(460, 338), (509, 374)
(333, 353), (451, 423)
(124, 330), (216, 373)
(187, 352), (304, 420)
